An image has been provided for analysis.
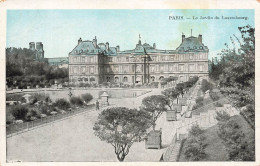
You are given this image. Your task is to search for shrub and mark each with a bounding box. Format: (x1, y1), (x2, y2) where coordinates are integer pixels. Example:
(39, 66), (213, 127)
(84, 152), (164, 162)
(183, 124), (207, 161)
(209, 91), (220, 101)
(39, 104), (53, 115)
(53, 98), (71, 110)
(70, 96), (83, 106)
(26, 108), (41, 120)
(214, 102), (223, 107)
(30, 93), (49, 104)
(189, 124), (204, 137)
(6, 111), (15, 124)
(81, 93), (93, 104)
(201, 79), (213, 93)
(215, 111), (230, 122)
(6, 94), (24, 101)
(192, 97), (204, 110)
(196, 97), (204, 104)
(11, 105), (29, 120)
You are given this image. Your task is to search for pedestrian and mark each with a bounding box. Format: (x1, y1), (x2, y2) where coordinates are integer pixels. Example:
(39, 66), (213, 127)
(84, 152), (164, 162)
(96, 100), (99, 111)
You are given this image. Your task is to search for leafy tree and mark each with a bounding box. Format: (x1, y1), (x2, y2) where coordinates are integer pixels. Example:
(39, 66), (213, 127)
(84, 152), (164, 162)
(161, 88), (179, 108)
(81, 93), (93, 105)
(70, 96), (83, 106)
(11, 105), (29, 120)
(141, 95), (169, 130)
(183, 124), (207, 161)
(215, 111), (231, 123)
(200, 79), (213, 93)
(53, 98), (71, 110)
(93, 107), (153, 161)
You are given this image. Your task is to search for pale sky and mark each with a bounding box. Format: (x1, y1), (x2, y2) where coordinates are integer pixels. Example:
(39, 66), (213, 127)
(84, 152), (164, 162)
(6, 9), (254, 59)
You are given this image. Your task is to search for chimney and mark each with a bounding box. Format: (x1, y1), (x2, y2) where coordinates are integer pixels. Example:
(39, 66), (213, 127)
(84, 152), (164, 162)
(198, 34), (202, 43)
(106, 42), (109, 50)
(116, 45), (120, 52)
(29, 42), (35, 50)
(182, 34), (185, 42)
(153, 43), (156, 49)
(78, 38), (82, 45)
(93, 36), (97, 48)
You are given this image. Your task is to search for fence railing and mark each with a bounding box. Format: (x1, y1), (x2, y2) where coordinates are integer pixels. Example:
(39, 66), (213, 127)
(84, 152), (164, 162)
(6, 104), (96, 138)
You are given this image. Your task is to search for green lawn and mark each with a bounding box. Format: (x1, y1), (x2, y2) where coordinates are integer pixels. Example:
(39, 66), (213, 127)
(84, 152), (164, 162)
(178, 115), (254, 161)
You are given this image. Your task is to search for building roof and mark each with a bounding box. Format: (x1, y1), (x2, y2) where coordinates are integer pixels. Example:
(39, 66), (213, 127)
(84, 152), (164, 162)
(176, 36), (208, 53)
(47, 57), (69, 64)
(69, 41), (100, 55)
(69, 35), (209, 57)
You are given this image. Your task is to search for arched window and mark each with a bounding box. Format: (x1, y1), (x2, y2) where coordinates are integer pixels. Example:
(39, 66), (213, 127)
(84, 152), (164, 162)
(114, 77), (119, 83)
(90, 77), (95, 82)
(107, 77), (110, 83)
(159, 76), (164, 81)
(151, 76), (155, 82)
(123, 76), (128, 82)
(83, 77), (88, 82)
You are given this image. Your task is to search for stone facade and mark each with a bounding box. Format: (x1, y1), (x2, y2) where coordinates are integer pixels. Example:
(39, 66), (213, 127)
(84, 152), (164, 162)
(68, 34), (209, 84)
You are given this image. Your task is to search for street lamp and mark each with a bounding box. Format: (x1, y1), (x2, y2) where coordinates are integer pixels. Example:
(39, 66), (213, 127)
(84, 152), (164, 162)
(68, 87), (73, 98)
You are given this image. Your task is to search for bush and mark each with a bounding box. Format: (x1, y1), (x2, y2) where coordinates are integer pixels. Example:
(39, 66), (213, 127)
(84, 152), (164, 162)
(189, 124), (204, 137)
(11, 105), (29, 120)
(39, 104), (53, 115)
(215, 110), (230, 122)
(6, 94), (24, 101)
(30, 93), (49, 105)
(209, 91), (220, 101)
(6, 111), (15, 124)
(26, 108), (41, 120)
(53, 98), (71, 110)
(214, 102), (223, 107)
(196, 97), (204, 104)
(201, 79), (213, 93)
(192, 97), (204, 110)
(183, 124), (207, 161)
(81, 93), (93, 104)
(70, 96), (83, 106)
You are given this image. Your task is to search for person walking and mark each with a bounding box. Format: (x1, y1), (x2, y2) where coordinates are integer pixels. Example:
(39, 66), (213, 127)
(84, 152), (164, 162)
(96, 100), (99, 111)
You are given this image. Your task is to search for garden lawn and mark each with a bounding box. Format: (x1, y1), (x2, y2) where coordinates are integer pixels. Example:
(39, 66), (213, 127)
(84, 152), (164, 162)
(178, 115), (254, 161)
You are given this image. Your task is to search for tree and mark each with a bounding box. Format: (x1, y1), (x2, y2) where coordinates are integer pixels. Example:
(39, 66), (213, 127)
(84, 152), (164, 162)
(161, 88), (179, 108)
(81, 93), (93, 105)
(141, 95), (169, 130)
(210, 25), (255, 125)
(93, 107), (153, 161)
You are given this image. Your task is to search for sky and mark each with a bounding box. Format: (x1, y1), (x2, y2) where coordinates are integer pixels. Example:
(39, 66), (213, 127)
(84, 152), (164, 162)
(6, 9), (254, 59)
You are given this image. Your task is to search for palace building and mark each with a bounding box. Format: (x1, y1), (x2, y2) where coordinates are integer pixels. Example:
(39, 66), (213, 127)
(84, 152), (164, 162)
(68, 34), (209, 85)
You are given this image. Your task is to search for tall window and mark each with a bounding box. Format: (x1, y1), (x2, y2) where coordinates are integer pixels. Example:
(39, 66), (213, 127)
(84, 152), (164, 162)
(123, 76), (128, 82)
(159, 76), (164, 81)
(199, 64), (204, 71)
(123, 65), (129, 73)
(73, 67), (78, 73)
(179, 64), (184, 71)
(82, 66), (86, 73)
(189, 64), (194, 71)
(150, 65), (155, 73)
(90, 66), (94, 74)
(151, 76), (155, 82)
(114, 77), (119, 83)
(160, 65), (164, 72)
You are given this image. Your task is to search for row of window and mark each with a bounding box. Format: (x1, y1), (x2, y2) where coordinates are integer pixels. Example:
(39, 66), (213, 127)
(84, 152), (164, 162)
(104, 64), (207, 73)
(69, 53), (208, 64)
(70, 63), (207, 75)
(70, 66), (96, 74)
(70, 56), (97, 63)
